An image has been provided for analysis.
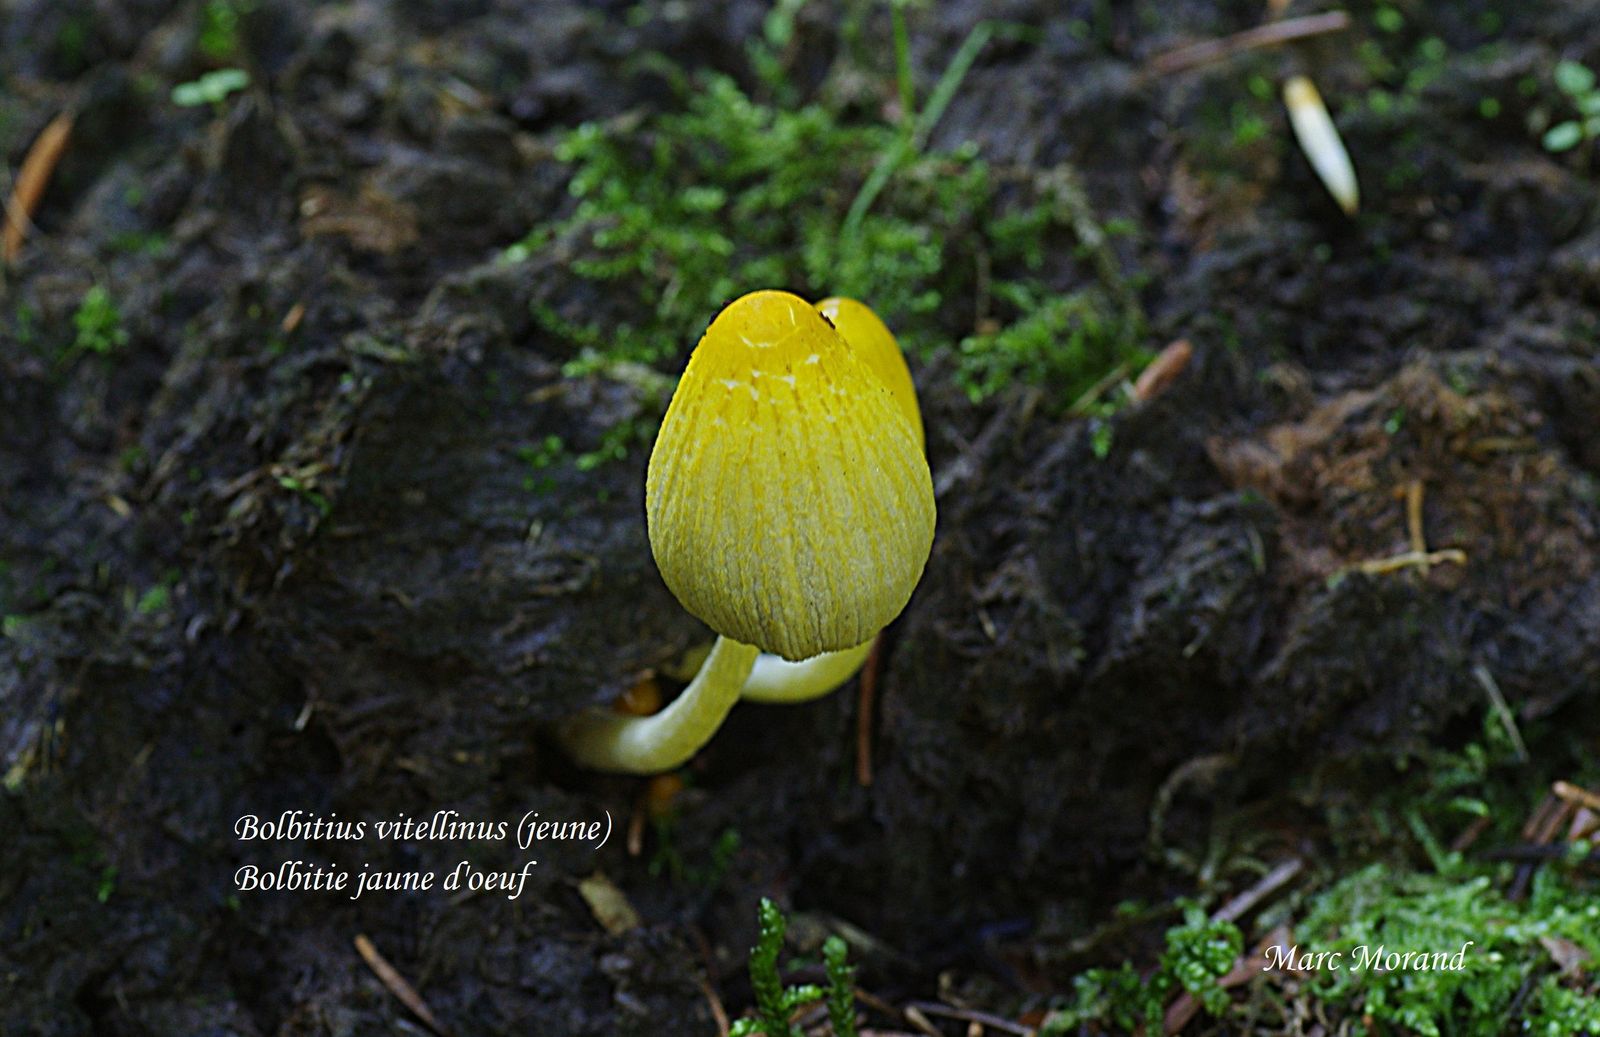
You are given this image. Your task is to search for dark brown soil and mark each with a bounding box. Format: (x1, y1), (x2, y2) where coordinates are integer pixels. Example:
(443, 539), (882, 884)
(3, 1), (1598, 1034)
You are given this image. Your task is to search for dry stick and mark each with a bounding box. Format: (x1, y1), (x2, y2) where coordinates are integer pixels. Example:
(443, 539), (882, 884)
(855, 986), (912, 1027)
(1568, 809), (1599, 842)
(1145, 11), (1351, 77)
(1521, 794), (1566, 843)
(1486, 844), (1600, 863)
(1066, 361), (1130, 416)
(901, 1005), (944, 1037)
(1353, 547), (1466, 576)
(353, 934), (451, 1037)
(1164, 959), (1269, 1036)
(1473, 664), (1529, 762)
(905, 1002), (1036, 1036)
(1553, 780), (1600, 814)
(1405, 479), (1427, 572)
(1510, 795), (1576, 899)
(687, 926), (732, 1037)
(626, 795), (647, 857)
(3, 111), (74, 264)
(1531, 801), (1578, 847)
(1450, 814), (1493, 854)
(1132, 339), (1193, 403)
(857, 632), (885, 787)
(1213, 857), (1305, 924)
(696, 973), (731, 1037)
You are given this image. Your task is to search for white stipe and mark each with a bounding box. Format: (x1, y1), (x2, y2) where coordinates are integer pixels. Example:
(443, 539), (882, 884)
(1284, 75), (1359, 216)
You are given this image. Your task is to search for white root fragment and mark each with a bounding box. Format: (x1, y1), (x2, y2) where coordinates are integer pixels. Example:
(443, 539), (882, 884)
(1283, 74), (1359, 216)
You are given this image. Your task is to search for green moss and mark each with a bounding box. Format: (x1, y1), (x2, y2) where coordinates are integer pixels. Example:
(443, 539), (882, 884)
(1045, 705), (1599, 1034)
(1295, 865), (1599, 1037)
(1044, 905), (1243, 1032)
(510, 57), (1143, 405)
(198, 0), (255, 62)
(728, 898), (859, 1037)
(71, 284), (128, 357)
(957, 281), (1146, 404)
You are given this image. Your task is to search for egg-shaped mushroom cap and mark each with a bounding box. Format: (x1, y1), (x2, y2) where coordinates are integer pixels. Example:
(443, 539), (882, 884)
(815, 296), (924, 449)
(647, 290), (936, 661)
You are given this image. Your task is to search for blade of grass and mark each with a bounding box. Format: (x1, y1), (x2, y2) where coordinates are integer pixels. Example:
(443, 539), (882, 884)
(891, 1), (915, 135)
(842, 21), (995, 242)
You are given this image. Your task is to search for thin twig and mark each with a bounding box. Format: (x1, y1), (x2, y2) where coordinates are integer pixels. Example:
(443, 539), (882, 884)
(1405, 479), (1427, 570)
(1132, 339), (1193, 403)
(905, 1002), (1036, 1036)
(697, 973), (731, 1037)
(4, 110), (74, 264)
(1450, 814), (1493, 854)
(901, 1005), (947, 1036)
(1473, 664), (1528, 762)
(855, 987), (909, 1026)
(1145, 11), (1351, 77)
(1351, 547), (1466, 576)
(353, 934), (452, 1037)
(1553, 781), (1600, 814)
(1213, 858), (1304, 924)
(857, 632), (885, 786)
(1511, 795), (1577, 898)
(1485, 844), (1600, 863)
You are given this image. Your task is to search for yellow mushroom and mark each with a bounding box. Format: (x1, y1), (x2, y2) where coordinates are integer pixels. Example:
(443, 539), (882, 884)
(559, 290), (935, 773)
(815, 296), (924, 448)
(739, 296), (926, 704)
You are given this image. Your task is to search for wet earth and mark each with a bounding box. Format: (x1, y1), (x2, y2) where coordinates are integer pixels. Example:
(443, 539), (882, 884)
(2, 0), (1598, 1033)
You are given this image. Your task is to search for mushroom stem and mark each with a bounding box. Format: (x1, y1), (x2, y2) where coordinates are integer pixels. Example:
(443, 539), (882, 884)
(1283, 74), (1359, 216)
(739, 641), (874, 704)
(559, 636), (760, 774)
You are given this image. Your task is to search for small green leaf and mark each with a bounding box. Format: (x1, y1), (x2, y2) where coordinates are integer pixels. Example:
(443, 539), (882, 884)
(1090, 423), (1113, 459)
(1555, 59), (1596, 97)
(171, 67), (250, 107)
(136, 585), (170, 615)
(1543, 120), (1585, 152)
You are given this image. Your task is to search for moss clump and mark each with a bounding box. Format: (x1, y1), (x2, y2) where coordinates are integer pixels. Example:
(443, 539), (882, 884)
(1044, 706), (1600, 1035)
(71, 284), (128, 358)
(1295, 864), (1600, 1037)
(510, 66), (1143, 404)
(729, 898), (859, 1037)
(1044, 905), (1243, 1033)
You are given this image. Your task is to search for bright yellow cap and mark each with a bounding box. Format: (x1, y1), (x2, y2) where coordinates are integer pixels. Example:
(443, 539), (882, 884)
(646, 290), (936, 661)
(814, 297), (924, 449)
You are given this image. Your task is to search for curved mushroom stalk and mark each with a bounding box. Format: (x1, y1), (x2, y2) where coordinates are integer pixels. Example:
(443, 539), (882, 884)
(558, 636), (760, 774)
(739, 640), (874, 704)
